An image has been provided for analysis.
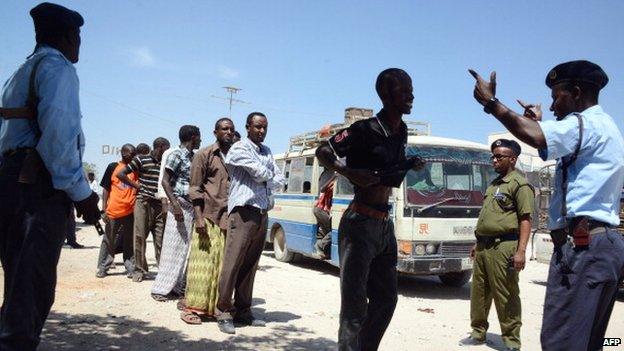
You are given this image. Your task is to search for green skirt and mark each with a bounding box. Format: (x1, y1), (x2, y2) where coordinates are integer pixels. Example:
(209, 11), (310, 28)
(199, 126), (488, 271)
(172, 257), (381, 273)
(184, 219), (225, 315)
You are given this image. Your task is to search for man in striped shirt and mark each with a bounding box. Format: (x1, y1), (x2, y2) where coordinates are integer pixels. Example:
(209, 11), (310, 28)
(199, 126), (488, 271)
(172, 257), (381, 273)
(215, 112), (285, 334)
(117, 137), (170, 282)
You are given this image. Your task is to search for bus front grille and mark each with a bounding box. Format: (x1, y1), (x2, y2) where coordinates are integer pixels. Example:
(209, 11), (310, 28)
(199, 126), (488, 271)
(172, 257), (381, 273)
(439, 242), (472, 257)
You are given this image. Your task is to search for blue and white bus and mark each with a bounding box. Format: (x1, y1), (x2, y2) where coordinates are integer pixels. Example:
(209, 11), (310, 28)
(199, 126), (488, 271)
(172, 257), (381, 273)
(266, 120), (496, 286)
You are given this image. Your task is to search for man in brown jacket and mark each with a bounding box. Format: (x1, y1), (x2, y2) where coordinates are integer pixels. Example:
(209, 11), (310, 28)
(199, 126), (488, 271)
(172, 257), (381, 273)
(181, 118), (235, 324)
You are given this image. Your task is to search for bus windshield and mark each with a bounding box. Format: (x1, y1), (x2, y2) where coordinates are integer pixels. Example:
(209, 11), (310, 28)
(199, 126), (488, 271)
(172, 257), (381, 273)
(405, 146), (496, 212)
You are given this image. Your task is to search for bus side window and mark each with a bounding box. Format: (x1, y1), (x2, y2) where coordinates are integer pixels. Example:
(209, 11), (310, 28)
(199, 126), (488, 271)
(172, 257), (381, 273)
(336, 174), (354, 196)
(287, 158), (305, 193)
(282, 159), (291, 193)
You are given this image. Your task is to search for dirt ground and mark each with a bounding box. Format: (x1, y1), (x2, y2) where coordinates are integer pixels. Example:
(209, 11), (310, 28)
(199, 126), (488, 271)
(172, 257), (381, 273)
(3, 223), (622, 350)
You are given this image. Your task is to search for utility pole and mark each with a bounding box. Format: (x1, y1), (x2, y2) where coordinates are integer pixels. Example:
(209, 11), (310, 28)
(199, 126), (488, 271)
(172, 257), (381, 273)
(210, 86), (248, 118)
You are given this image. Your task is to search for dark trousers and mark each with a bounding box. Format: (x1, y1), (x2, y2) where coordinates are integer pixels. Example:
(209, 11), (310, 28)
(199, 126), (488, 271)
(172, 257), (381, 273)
(0, 152), (71, 350)
(133, 197), (165, 273)
(313, 207), (332, 254)
(338, 208), (398, 351)
(97, 214), (134, 273)
(216, 206), (267, 319)
(541, 228), (624, 351)
(65, 205), (77, 244)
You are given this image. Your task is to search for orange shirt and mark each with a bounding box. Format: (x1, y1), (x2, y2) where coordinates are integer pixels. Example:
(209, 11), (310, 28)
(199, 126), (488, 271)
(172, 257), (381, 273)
(106, 162), (137, 219)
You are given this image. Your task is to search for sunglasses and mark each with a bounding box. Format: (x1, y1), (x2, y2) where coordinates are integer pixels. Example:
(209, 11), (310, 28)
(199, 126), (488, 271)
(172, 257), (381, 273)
(490, 154), (513, 161)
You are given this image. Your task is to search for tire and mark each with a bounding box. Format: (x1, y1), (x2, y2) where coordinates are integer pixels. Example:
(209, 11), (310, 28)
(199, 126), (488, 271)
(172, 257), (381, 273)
(439, 270), (472, 287)
(273, 227), (294, 263)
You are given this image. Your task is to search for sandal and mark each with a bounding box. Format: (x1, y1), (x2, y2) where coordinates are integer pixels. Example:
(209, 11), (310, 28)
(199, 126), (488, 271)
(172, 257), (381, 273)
(176, 299), (186, 311)
(151, 293), (169, 302)
(180, 311), (202, 325)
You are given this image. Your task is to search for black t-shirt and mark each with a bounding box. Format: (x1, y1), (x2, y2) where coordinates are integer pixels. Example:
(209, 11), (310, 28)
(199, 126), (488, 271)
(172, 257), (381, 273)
(328, 116), (408, 189)
(100, 162), (118, 192)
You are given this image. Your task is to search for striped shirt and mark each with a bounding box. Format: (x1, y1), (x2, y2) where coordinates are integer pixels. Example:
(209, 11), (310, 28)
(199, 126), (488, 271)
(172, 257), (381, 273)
(225, 137), (285, 214)
(125, 154), (161, 200)
(164, 146), (194, 199)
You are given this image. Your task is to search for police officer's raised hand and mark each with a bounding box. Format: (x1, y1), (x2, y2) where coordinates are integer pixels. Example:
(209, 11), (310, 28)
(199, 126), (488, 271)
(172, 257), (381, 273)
(517, 100), (542, 121)
(468, 69), (497, 106)
(513, 250), (526, 271)
(345, 169), (380, 188)
(75, 191), (101, 225)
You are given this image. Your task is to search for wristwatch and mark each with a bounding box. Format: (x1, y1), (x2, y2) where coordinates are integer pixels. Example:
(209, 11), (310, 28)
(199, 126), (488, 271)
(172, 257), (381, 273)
(483, 97), (499, 114)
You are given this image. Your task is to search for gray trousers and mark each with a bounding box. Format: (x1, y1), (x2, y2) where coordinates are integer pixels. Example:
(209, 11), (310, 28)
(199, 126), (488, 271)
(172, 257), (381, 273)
(133, 197), (165, 274)
(0, 151), (71, 350)
(313, 207), (332, 254)
(97, 213), (134, 273)
(541, 228), (624, 351)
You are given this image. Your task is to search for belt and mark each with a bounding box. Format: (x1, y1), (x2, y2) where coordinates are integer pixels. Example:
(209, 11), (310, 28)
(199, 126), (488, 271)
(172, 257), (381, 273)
(476, 233), (518, 245)
(348, 202), (389, 220)
(550, 216), (612, 247)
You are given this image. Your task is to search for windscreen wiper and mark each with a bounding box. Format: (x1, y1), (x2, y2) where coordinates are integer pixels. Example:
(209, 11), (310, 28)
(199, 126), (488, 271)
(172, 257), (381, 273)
(416, 197), (459, 214)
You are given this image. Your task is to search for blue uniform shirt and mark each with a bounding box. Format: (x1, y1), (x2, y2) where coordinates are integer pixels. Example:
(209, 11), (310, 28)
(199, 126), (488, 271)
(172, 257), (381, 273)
(538, 105), (624, 229)
(0, 46), (91, 201)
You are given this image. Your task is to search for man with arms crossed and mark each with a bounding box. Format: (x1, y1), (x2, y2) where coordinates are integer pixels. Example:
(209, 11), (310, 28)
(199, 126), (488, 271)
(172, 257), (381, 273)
(215, 112), (285, 334)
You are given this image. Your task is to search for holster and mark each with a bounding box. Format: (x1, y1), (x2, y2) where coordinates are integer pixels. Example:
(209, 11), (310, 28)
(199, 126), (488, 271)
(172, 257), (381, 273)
(17, 148), (45, 185)
(570, 216), (590, 247)
(550, 217), (609, 248)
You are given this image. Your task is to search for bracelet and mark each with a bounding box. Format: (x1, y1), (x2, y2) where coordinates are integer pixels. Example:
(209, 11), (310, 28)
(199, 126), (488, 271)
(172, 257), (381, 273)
(483, 97), (499, 114)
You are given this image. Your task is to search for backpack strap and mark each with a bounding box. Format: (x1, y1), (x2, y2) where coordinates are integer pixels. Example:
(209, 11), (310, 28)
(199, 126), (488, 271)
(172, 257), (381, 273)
(559, 113), (583, 218)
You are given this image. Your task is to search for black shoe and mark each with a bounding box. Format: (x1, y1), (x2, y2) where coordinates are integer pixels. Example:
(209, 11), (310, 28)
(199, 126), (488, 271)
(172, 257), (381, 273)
(217, 319), (236, 334)
(234, 315), (266, 327)
(67, 242), (85, 249)
(459, 336), (486, 346)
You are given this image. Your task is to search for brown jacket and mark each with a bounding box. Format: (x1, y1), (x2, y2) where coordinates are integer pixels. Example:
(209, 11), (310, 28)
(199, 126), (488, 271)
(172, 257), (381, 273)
(189, 143), (229, 230)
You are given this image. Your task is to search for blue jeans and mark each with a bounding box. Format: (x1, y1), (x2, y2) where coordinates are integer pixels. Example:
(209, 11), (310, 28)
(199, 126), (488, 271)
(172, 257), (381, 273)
(0, 151), (70, 350)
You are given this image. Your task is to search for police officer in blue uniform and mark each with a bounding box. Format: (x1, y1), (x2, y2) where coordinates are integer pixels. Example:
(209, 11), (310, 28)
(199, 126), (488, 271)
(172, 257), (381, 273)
(469, 61), (624, 351)
(0, 3), (100, 350)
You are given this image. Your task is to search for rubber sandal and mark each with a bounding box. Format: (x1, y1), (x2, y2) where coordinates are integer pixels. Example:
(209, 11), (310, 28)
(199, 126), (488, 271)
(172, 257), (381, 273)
(180, 311), (201, 325)
(151, 294), (169, 302)
(177, 299), (186, 311)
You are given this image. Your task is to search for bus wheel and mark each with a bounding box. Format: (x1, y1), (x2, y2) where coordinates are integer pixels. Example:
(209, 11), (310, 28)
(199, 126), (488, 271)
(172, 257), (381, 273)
(273, 227), (294, 263)
(438, 270), (472, 287)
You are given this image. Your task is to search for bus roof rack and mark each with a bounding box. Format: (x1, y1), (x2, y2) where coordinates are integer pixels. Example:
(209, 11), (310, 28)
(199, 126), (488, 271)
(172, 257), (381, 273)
(288, 108), (430, 153)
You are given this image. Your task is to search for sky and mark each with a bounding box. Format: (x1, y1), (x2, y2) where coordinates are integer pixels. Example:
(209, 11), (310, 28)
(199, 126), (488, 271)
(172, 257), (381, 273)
(2, 0), (624, 177)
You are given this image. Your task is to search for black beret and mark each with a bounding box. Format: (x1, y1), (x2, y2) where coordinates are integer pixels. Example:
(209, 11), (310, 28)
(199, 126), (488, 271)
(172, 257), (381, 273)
(30, 2), (83, 34)
(491, 139), (521, 156)
(545, 60), (608, 90)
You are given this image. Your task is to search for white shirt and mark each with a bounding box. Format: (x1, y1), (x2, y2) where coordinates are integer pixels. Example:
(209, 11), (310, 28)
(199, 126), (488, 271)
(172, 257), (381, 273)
(156, 148), (175, 200)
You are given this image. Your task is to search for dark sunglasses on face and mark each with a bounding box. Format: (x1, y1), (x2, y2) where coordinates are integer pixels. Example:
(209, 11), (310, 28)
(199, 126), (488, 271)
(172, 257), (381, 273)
(490, 154), (513, 161)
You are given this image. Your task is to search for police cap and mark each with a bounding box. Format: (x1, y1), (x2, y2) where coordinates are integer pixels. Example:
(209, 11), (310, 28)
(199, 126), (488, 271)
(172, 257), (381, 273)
(30, 2), (84, 34)
(545, 60), (608, 90)
(491, 139), (521, 156)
